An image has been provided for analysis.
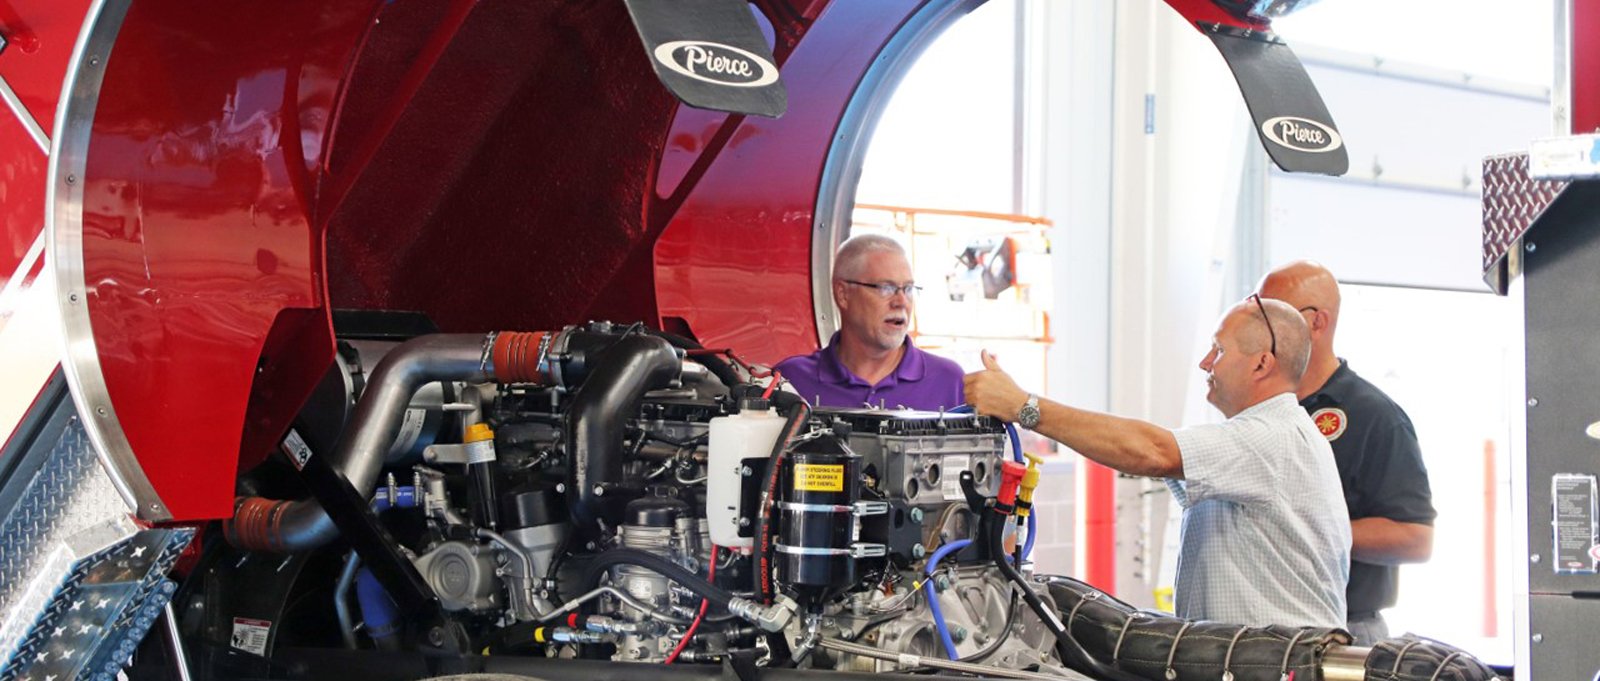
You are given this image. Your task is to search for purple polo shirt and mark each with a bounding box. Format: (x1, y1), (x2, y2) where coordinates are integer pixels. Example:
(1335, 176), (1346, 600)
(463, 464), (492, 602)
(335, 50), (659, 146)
(774, 333), (965, 411)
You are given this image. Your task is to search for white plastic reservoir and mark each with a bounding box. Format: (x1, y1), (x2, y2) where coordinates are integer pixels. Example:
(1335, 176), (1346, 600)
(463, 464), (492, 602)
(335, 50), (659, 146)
(706, 407), (786, 549)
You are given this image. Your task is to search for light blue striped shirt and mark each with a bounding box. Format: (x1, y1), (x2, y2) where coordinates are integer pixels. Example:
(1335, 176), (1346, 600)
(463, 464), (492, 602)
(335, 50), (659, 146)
(1166, 392), (1351, 628)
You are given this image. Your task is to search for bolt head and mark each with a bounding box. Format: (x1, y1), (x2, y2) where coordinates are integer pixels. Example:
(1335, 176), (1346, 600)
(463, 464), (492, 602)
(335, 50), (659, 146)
(1532, 633), (1544, 643)
(910, 508), (924, 523)
(741, 466), (754, 476)
(1528, 398), (1539, 407)
(427, 627), (446, 647)
(1531, 553), (1542, 563)
(911, 543), (926, 559)
(593, 485), (606, 496)
(1525, 242), (1537, 253)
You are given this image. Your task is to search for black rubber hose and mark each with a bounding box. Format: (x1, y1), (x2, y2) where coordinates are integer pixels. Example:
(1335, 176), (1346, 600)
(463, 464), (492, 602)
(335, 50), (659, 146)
(986, 511), (1143, 681)
(646, 329), (743, 389)
(752, 395), (811, 605)
(580, 548), (739, 611)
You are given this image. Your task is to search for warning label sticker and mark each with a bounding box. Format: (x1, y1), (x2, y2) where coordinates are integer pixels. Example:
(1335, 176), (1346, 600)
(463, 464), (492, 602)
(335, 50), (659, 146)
(281, 429), (312, 471)
(1552, 473), (1599, 574)
(794, 463), (845, 492)
(231, 617), (272, 656)
(942, 455), (970, 501)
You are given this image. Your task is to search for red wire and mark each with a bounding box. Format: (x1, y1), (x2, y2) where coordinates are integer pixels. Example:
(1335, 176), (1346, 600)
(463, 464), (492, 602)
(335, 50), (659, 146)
(665, 544), (718, 664)
(760, 370), (782, 400)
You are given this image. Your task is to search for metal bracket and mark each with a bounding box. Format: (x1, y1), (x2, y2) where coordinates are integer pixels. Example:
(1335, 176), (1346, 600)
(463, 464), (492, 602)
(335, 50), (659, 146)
(851, 498), (889, 514)
(296, 448), (464, 652)
(848, 543), (887, 559)
(423, 442), (471, 465)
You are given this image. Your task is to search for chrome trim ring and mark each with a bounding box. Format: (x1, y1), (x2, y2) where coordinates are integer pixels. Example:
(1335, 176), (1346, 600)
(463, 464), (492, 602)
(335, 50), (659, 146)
(809, 0), (984, 346)
(47, 0), (168, 520)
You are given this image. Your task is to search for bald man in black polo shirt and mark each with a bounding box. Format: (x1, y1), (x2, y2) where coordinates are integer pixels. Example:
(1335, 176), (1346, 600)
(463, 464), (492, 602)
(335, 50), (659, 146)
(1258, 261), (1436, 645)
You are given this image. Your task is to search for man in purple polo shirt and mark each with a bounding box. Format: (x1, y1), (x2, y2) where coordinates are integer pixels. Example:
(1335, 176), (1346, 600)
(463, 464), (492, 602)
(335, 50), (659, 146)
(775, 235), (965, 411)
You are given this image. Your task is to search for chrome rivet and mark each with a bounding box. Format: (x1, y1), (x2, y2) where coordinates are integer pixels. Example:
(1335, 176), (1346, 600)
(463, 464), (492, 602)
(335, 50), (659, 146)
(89, 56), (100, 67)
(1526, 242), (1537, 253)
(65, 174), (76, 185)
(95, 406), (107, 417)
(1528, 398), (1539, 407)
(1531, 553), (1542, 563)
(68, 293), (79, 303)
(1532, 633), (1543, 643)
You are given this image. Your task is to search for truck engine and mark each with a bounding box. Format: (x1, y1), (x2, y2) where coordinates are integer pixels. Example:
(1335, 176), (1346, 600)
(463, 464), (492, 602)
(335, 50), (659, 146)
(172, 323), (1495, 681)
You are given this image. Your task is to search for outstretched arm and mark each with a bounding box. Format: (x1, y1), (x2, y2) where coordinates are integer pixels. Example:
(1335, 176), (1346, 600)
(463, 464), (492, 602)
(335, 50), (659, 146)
(963, 351), (1183, 478)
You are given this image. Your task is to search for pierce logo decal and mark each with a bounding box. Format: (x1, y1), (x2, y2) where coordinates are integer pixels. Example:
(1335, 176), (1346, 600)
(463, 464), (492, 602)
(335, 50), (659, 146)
(653, 40), (779, 88)
(1312, 407), (1348, 442)
(1262, 116), (1344, 153)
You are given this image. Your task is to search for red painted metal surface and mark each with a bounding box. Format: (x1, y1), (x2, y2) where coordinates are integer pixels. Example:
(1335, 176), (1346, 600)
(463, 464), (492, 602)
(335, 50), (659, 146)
(1160, 0), (1270, 32)
(654, 0), (925, 365)
(77, 1), (375, 518)
(0, 107), (45, 286)
(323, 1), (680, 335)
(1572, 0), (1600, 134)
(0, 0), (88, 286)
(73, 0), (875, 519)
(0, 0), (94, 140)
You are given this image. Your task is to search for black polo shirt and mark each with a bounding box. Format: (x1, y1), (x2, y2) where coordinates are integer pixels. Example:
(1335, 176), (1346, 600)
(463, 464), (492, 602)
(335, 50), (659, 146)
(1299, 360), (1436, 615)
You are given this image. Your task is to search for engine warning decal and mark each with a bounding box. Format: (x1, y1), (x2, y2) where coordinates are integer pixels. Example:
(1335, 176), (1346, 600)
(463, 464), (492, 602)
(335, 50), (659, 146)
(231, 617), (272, 657)
(794, 464), (845, 492)
(281, 429), (312, 471)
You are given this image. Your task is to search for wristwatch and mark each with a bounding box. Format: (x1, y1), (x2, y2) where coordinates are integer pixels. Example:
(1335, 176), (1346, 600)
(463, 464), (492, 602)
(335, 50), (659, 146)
(1017, 394), (1041, 429)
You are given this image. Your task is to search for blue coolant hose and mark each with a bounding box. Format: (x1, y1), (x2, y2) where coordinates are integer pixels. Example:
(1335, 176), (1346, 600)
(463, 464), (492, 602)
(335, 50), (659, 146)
(924, 538), (972, 659)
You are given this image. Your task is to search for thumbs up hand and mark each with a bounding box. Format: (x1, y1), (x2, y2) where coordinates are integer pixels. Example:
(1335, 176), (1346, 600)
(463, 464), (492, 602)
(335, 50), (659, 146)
(963, 350), (1029, 423)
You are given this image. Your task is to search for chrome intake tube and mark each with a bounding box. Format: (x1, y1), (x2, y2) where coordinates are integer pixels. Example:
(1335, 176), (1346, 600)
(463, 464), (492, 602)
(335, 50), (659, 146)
(227, 334), (497, 552)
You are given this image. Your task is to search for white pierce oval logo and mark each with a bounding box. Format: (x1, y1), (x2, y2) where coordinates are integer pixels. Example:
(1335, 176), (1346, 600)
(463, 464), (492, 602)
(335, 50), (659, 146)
(653, 40), (779, 88)
(1261, 116), (1344, 153)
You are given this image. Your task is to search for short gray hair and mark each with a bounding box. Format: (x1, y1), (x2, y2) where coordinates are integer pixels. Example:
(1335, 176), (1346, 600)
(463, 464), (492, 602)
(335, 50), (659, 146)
(833, 234), (907, 281)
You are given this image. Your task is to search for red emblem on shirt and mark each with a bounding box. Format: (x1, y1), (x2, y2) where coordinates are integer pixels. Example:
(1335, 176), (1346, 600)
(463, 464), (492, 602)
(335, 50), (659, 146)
(1311, 407), (1347, 442)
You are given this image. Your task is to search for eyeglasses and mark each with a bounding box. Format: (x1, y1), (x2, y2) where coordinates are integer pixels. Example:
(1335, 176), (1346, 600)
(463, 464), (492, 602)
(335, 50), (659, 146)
(843, 280), (922, 298)
(1248, 293), (1277, 356)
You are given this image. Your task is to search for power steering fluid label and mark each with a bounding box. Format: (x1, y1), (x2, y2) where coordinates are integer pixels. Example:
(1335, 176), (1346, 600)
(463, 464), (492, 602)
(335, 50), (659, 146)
(794, 463), (845, 492)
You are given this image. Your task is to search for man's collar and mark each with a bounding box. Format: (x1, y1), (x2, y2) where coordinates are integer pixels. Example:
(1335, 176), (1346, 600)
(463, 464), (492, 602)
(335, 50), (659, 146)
(818, 333), (922, 386)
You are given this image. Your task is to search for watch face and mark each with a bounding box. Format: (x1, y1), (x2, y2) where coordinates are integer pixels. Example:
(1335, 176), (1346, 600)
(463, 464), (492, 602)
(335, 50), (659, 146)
(1019, 402), (1040, 428)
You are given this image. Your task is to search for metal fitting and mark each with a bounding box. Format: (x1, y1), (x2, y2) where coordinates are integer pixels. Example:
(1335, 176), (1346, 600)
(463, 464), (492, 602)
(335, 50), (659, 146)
(727, 595), (799, 632)
(551, 627), (608, 644)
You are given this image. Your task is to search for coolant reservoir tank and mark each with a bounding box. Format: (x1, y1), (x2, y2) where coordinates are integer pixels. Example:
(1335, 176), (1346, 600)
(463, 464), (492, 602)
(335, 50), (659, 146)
(707, 400), (786, 549)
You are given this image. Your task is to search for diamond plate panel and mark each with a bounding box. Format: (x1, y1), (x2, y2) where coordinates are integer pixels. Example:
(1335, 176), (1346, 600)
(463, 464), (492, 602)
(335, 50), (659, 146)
(1483, 152), (1569, 291)
(0, 528), (192, 681)
(0, 416), (137, 673)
